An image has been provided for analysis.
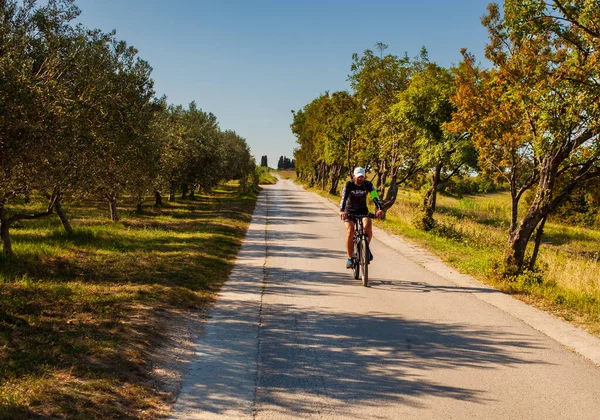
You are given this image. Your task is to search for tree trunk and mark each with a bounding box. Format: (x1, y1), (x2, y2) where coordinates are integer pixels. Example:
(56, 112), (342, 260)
(181, 184), (189, 199)
(329, 165), (342, 195)
(510, 193), (519, 235)
(529, 214), (547, 271)
(383, 178), (398, 212)
(418, 163), (443, 231)
(382, 163), (402, 210)
(0, 206), (12, 256)
(240, 170), (248, 193)
(108, 195), (119, 221)
(55, 200), (73, 234)
(378, 172), (387, 198)
(506, 209), (544, 271)
(507, 154), (600, 272)
(320, 162), (327, 191)
(424, 162), (443, 214)
(169, 182), (176, 202)
(154, 190), (163, 206)
(329, 179), (340, 195)
(135, 192), (144, 214)
(347, 138), (353, 179)
(189, 185), (196, 200)
(506, 158), (556, 270)
(383, 162), (419, 212)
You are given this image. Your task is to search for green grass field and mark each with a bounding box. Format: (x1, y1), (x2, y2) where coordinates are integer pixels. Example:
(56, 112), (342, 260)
(0, 183), (257, 418)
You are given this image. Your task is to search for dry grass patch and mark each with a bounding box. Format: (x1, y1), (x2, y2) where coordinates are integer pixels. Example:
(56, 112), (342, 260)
(275, 170), (297, 181)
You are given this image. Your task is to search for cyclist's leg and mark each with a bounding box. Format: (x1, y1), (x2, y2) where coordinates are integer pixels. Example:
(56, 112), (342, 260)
(363, 217), (374, 261)
(344, 220), (355, 258)
(363, 217), (373, 243)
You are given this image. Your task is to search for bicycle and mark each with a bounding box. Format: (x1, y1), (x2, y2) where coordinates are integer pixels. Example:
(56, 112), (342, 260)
(348, 213), (375, 287)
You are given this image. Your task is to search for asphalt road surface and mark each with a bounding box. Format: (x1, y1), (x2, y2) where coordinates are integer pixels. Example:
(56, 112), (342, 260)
(172, 179), (600, 419)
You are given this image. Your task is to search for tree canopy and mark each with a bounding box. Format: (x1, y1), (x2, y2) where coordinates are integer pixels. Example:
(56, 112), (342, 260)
(0, 0), (256, 255)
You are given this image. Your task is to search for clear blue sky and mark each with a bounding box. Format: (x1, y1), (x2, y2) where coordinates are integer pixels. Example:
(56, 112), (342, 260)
(75, 0), (493, 167)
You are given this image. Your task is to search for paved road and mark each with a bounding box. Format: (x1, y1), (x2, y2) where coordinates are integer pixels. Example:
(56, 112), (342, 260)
(172, 179), (600, 419)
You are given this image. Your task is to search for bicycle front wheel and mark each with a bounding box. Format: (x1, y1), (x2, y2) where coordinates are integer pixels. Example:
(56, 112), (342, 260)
(353, 241), (360, 279)
(360, 237), (369, 286)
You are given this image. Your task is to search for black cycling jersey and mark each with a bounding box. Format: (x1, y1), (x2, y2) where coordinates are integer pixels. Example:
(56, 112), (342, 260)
(339, 180), (383, 214)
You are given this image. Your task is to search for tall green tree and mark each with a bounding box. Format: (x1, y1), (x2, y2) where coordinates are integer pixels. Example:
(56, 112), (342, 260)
(449, 50), (537, 239)
(348, 45), (413, 196)
(83, 37), (157, 220)
(453, 1), (600, 271)
(392, 62), (477, 229)
(0, 0), (81, 254)
(291, 94), (331, 188)
(321, 91), (362, 193)
(220, 130), (253, 193)
(260, 155), (268, 167)
(178, 102), (221, 198)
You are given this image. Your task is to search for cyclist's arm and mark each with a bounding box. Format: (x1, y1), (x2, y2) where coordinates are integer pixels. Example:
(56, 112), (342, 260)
(368, 184), (383, 210)
(340, 182), (350, 212)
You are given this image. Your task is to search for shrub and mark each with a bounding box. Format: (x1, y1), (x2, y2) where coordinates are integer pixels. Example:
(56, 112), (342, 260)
(443, 175), (505, 196)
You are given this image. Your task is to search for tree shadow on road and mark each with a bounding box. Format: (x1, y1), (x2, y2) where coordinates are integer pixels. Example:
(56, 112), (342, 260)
(255, 302), (545, 417)
(177, 259), (548, 418)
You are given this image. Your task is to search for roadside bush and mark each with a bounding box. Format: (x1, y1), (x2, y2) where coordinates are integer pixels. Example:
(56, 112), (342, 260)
(257, 167), (277, 185)
(412, 209), (436, 231)
(443, 175), (505, 196)
(552, 188), (599, 229)
(431, 218), (463, 241)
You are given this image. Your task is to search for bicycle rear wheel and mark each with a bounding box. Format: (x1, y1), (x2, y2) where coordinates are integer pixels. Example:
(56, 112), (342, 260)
(360, 237), (369, 286)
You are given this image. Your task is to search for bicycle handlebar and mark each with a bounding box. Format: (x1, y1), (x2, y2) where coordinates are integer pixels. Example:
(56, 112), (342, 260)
(346, 213), (376, 219)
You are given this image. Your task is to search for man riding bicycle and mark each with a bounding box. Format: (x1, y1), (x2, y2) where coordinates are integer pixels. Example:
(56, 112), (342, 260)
(339, 167), (384, 269)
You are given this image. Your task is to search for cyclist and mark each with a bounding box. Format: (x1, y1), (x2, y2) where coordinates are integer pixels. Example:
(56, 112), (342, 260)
(339, 167), (384, 269)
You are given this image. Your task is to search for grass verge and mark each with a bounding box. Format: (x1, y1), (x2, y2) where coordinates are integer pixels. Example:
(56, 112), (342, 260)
(0, 183), (257, 419)
(274, 170), (297, 181)
(257, 167), (277, 185)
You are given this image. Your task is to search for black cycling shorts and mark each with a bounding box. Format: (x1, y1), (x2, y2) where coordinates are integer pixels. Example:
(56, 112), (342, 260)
(345, 209), (369, 221)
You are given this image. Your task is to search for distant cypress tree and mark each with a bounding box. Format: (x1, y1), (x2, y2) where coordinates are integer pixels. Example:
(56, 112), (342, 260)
(276, 156), (294, 170)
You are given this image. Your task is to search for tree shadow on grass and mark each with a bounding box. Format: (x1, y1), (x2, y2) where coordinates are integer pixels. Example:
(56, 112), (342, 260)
(0, 190), (260, 418)
(2, 193), (260, 289)
(3, 193), (332, 291)
(541, 228), (600, 248)
(0, 299), (170, 419)
(435, 204), (509, 230)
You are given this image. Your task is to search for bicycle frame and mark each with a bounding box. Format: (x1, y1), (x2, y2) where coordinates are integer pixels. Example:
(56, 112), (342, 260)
(348, 213), (375, 286)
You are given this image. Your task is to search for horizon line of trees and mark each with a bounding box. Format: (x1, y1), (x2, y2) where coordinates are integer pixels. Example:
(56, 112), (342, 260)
(0, 0), (256, 256)
(291, 1), (600, 274)
(277, 156), (295, 170)
(258, 155), (295, 170)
